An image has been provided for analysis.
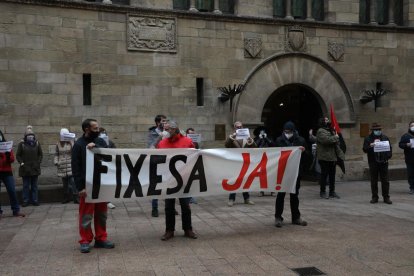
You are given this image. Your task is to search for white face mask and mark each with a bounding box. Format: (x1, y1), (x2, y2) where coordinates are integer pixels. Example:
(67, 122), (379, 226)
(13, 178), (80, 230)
(373, 130), (382, 136)
(161, 130), (171, 139)
(410, 127), (414, 132)
(99, 133), (109, 145)
(284, 133), (293, 139)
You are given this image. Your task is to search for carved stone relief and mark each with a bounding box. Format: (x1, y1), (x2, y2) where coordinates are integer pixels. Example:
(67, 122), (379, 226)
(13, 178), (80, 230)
(244, 37), (263, 58)
(285, 25), (307, 52)
(328, 41), (345, 62)
(128, 15), (177, 53)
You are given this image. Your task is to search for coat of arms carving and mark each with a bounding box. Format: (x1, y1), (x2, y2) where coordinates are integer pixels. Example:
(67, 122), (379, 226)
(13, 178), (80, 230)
(285, 25), (306, 52)
(244, 38), (263, 58)
(128, 15), (177, 53)
(328, 42), (344, 62)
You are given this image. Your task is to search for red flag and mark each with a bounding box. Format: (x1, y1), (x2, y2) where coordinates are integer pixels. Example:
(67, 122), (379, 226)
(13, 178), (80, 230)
(330, 104), (341, 134)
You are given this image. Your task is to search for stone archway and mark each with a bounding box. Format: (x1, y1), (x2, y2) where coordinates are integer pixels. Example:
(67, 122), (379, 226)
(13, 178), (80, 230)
(233, 53), (355, 126)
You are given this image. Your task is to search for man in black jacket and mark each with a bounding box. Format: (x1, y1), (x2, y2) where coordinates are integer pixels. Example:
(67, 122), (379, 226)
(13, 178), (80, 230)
(398, 121), (414, 194)
(363, 123), (392, 204)
(274, 121), (308, 228)
(72, 118), (114, 253)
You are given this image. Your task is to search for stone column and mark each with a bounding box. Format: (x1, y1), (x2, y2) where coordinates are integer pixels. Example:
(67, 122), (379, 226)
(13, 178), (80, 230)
(369, 0), (377, 25)
(388, 0), (396, 26)
(306, 0), (314, 21)
(189, 0), (198, 12)
(285, 0), (294, 20)
(213, 0), (222, 14)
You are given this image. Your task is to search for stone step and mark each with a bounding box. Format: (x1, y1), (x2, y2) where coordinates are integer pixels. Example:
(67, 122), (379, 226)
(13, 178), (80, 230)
(363, 164), (407, 181)
(0, 183), (65, 205)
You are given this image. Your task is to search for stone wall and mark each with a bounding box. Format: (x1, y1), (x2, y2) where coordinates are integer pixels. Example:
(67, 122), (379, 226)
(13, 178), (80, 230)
(1, 0), (414, 184)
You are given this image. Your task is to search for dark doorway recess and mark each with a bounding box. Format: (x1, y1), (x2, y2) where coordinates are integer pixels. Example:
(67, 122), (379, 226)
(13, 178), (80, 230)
(261, 83), (324, 140)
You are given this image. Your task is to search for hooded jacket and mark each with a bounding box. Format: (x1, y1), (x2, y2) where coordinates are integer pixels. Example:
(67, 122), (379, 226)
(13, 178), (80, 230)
(16, 133), (43, 177)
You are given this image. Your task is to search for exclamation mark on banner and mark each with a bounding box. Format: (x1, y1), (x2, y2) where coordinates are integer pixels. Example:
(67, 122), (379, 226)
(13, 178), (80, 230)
(276, 150), (293, 191)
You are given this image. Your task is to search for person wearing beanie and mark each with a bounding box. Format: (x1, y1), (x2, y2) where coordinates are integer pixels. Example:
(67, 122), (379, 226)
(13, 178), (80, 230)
(54, 128), (78, 204)
(0, 130), (25, 219)
(16, 128), (43, 207)
(363, 123), (392, 204)
(274, 121), (308, 227)
(399, 121), (414, 194)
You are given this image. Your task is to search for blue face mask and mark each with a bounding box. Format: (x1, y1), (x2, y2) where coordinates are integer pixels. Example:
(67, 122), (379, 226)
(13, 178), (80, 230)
(373, 130), (382, 136)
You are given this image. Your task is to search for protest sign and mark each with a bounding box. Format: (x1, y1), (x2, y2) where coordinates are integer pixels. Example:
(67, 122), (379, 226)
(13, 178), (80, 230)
(0, 141), (13, 153)
(374, 141), (390, 152)
(60, 132), (76, 142)
(236, 128), (250, 140)
(187, 134), (201, 144)
(85, 147), (301, 203)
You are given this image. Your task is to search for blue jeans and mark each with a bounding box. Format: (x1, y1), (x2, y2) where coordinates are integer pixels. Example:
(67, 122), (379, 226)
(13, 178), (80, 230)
(22, 176), (38, 204)
(0, 175), (20, 215)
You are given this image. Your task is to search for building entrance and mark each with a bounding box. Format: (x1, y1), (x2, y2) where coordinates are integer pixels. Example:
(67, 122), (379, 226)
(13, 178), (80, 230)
(261, 83), (323, 141)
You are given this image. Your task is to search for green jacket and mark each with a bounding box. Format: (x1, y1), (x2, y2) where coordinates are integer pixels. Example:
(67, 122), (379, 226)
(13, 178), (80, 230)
(316, 127), (345, 162)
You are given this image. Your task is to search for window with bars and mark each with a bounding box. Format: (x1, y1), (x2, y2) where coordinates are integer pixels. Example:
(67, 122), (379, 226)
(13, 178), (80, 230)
(273, 0), (324, 21)
(359, 0), (404, 25)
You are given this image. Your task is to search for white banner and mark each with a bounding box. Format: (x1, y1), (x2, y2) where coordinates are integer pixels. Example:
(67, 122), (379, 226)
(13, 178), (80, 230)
(0, 141), (13, 153)
(85, 147), (302, 203)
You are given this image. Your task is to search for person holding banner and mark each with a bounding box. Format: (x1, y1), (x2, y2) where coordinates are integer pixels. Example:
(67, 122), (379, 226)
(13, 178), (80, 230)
(72, 119), (114, 253)
(54, 128), (78, 204)
(316, 117), (344, 199)
(148, 114), (167, 217)
(398, 121), (414, 194)
(225, 121), (256, 207)
(16, 128), (43, 207)
(363, 123), (392, 204)
(0, 130), (25, 219)
(274, 121), (308, 227)
(99, 127), (116, 209)
(157, 120), (197, 241)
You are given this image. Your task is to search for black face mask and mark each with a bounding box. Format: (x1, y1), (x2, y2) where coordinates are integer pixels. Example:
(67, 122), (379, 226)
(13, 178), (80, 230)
(89, 131), (100, 139)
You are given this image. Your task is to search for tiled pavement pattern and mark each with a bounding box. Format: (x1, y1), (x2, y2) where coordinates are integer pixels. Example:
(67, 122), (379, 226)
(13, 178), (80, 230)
(1, 180), (414, 275)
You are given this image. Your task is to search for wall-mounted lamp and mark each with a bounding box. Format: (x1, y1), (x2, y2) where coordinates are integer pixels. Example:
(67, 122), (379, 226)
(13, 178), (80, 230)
(360, 82), (389, 112)
(217, 84), (245, 112)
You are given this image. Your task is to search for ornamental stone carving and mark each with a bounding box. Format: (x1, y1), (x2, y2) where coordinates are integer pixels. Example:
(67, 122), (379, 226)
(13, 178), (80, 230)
(244, 37), (263, 58)
(328, 41), (345, 62)
(128, 15), (177, 53)
(285, 25), (307, 52)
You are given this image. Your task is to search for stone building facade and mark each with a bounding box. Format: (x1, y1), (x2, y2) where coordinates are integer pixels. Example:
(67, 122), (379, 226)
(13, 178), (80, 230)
(1, 0), (414, 187)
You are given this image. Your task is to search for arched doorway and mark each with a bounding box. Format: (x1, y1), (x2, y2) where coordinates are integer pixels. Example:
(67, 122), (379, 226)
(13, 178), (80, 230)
(233, 53), (355, 128)
(262, 83), (324, 140)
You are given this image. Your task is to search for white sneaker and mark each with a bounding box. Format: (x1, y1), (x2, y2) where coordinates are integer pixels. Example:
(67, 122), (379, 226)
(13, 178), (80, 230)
(107, 202), (116, 209)
(227, 200), (234, 207)
(244, 199), (255, 205)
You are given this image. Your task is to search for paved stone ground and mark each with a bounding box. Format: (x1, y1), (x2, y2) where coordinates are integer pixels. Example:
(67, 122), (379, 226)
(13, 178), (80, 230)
(1, 180), (414, 276)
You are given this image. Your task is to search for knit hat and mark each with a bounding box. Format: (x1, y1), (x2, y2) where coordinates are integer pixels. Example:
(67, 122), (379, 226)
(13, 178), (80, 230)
(60, 128), (69, 136)
(283, 121), (296, 131)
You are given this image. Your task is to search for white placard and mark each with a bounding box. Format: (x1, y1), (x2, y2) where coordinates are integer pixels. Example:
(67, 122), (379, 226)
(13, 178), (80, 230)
(236, 128), (250, 140)
(187, 133), (201, 143)
(60, 132), (76, 142)
(374, 141), (390, 152)
(410, 139), (414, 149)
(0, 141), (13, 153)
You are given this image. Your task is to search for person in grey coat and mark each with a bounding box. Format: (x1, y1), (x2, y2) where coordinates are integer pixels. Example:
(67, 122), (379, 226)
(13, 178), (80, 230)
(54, 128), (78, 204)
